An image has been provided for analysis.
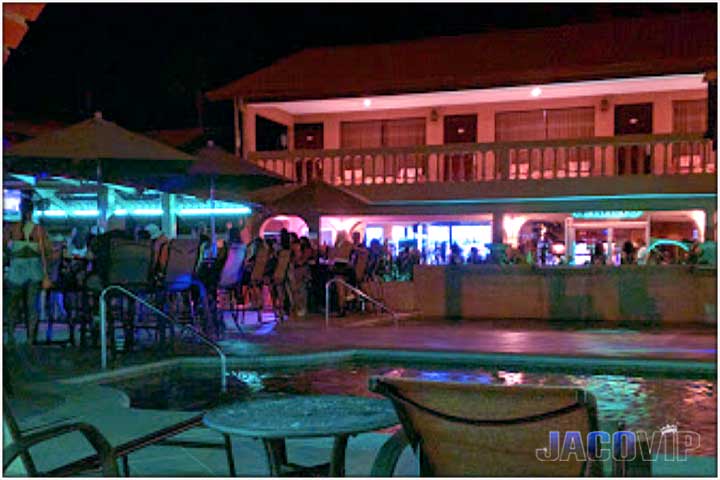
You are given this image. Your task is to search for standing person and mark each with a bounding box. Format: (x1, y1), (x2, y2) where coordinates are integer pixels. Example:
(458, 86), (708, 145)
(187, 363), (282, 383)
(448, 243), (464, 265)
(621, 240), (637, 265)
(4, 197), (52, 345)
(467, 246), (483, 264)
(592, 240), (606, 265)
(330, 231), (354, 316)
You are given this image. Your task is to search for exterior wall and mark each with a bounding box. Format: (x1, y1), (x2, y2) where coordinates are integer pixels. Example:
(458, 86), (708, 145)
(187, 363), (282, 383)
(412, 265), (717, 323)
(250, 88), (707, 152)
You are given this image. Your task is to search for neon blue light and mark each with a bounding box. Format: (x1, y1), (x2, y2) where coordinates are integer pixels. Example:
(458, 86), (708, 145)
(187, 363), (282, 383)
(648, 239), (691, 252)
(178, 207), (251, 216)
(113, 209), (128, 216)
(38, 210), (68, 218)
(132, 208), (163, 216)
(572, 211), (644, 220)
(72, 209), (99, 217)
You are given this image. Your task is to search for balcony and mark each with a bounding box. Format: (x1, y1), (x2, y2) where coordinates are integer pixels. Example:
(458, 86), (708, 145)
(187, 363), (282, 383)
(249, 133), (716, 188)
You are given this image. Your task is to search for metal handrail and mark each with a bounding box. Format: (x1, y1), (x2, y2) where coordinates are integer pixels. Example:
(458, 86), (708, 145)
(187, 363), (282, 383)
(99, 285), (227, 392)
(325, 278), (398, 328)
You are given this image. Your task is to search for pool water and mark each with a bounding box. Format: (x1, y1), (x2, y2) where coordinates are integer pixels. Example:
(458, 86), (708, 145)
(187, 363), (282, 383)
(105, 362), (717, 457)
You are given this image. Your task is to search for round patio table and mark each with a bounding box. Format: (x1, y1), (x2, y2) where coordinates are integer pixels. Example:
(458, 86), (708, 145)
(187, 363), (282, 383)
(203, 395), (399, 476)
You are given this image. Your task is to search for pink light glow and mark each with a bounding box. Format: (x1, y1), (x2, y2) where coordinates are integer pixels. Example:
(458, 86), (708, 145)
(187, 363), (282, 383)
(530, 86), (542, 97)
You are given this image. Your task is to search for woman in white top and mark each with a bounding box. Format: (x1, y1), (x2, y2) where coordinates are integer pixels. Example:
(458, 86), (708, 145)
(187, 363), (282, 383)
(4, 198), (51, 345)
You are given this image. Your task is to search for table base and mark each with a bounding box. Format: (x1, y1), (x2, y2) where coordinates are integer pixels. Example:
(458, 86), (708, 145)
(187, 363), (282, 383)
(226, 434), (350, 477)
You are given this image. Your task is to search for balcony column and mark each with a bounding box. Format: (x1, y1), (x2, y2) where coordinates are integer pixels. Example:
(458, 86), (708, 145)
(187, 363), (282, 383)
(705, 71), (717, 151)
(487, 211), (507, 264)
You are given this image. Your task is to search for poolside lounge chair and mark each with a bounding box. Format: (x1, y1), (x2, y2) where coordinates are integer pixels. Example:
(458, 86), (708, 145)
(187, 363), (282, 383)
(4, 392), (232, 477)
(368, 376), (604, 477)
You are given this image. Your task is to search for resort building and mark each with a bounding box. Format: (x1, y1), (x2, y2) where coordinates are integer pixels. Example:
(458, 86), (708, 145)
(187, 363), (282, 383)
(207, 12), (717, 265)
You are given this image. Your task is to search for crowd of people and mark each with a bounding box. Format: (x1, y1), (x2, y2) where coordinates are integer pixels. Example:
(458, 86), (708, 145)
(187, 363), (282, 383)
(4, 192), (716, 344)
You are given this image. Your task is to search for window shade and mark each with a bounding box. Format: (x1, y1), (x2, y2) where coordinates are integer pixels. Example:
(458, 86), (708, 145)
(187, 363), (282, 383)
(673, 99), (707, 134)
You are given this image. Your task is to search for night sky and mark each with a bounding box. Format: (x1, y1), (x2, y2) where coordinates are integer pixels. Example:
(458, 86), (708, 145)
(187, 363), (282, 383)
(4, 3), (715, 138)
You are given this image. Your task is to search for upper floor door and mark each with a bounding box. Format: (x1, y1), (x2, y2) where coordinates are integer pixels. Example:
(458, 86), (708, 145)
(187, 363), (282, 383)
(294, 123), (324, 181)
(615, 103), (653, 175)
(444, 114), (477, 181)
(294, 123), (324, 149)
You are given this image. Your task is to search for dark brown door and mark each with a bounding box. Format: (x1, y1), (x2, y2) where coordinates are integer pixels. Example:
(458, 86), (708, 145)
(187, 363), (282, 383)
(294, 123), (324, 149)
(615, 103), (653, 175)
(444, 115), (477, 181)
(294, 123), (324, 182)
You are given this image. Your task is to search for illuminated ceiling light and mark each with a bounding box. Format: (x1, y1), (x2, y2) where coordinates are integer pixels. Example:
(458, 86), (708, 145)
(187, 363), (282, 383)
(572, 210), (644, 220)
(530, 87), (542, 97)
(363, 98), (372, 108)
(178, 207), (251, 216)
(72, 209), (100, 217)
(132, 208), (163, 216)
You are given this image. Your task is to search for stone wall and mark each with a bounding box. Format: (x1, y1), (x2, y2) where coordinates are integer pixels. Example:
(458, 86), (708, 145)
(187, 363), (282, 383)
(412, 265), (717, 324)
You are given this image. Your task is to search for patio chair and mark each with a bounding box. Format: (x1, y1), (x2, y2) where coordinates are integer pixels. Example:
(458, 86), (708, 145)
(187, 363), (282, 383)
(270, 249), (292, 321)
(246, 245), (270, 313)
(159, 239), (211, 332)
(3, 390), (237, 477)
(215, 242), (247, 331)
(103, 238), (157, 352)
(368, 376), (604, 477)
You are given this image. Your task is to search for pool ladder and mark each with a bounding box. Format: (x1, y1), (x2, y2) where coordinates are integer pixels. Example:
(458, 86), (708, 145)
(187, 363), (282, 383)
(324, 278), (398, 328)
(99, 285), (227, 392)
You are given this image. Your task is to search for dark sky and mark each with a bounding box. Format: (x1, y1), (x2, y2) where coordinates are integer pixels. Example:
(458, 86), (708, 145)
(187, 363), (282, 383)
(4, 3), (715, 134)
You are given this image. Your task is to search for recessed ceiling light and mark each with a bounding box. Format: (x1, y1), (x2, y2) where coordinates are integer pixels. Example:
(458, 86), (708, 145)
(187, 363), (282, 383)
(363, 98), (372, 108)
(531, 87), (542, 98)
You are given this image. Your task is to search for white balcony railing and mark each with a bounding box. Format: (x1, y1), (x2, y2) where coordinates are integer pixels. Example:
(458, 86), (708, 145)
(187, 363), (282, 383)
(249, 133), (716, 186)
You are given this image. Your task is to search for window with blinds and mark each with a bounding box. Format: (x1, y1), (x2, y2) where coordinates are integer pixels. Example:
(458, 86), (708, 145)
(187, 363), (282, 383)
(672, 99), (709, 174)
(673, 99), (707, 134)
(495, 107), (595, 141)
(495, 107), (595, 179)
(340, 118), (426, 148)
(339, 117), (426, 184)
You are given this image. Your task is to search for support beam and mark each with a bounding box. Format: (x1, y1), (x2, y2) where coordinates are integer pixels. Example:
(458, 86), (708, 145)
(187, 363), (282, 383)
(97, 186), (115, 231)
(233, 96), (242, 156)
(161, 193), (177, 238)
(705, 71), (717, 151)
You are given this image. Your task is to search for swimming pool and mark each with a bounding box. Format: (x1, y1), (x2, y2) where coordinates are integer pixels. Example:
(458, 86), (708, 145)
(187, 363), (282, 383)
(103, 358), (717, 457)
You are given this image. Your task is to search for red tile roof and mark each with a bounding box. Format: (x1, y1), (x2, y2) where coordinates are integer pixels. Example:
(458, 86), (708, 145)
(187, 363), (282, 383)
(207, 12), (717, 103)
(3, 3), (44, 63)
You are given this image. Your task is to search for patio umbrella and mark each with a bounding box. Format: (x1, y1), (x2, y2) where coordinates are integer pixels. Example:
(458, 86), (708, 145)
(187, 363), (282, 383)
(149, 141), (289, 255)
(249, 179), (370, 221)
(4, 112), (195, 182)
(4, 112), (196, 227)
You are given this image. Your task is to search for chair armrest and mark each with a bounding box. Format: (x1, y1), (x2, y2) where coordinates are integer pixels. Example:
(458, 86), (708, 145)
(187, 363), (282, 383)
(4, 422), (119, 476)
(370, 430), (410, 477)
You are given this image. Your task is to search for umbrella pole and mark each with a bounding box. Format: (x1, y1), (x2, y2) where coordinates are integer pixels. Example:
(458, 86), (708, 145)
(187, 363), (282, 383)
(210, 176), (217, 257)
(96, 162), (104, 232)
